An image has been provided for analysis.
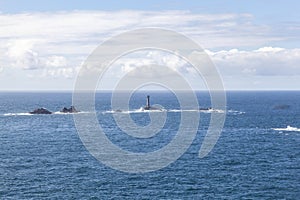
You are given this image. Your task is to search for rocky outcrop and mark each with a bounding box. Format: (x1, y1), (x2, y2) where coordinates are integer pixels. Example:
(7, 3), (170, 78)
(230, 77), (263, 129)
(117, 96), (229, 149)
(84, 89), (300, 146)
(199, 107), (212, 111)
(60, 106), (79, 113)
(273, 105), (290, 110)
(29, 108), (52, 114)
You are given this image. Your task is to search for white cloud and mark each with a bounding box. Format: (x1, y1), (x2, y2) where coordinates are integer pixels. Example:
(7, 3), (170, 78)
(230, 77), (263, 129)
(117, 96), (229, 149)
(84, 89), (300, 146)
(102, 50), (193, 78)
(0, 10), (249, 79)
(0, 10), (299, 90)
(84, 45), (300, 81)
(2, 38), (80, 78)
(209, 47), (300, 76)
(5, 39), (40, 69)
(0, 10), (284, 71)
(44, 67), (75, 79)
(100, 47), (300, 87)
(45, 56), (67, 68)
(0, 11), (253, 41)
(255, 47), (285, 52)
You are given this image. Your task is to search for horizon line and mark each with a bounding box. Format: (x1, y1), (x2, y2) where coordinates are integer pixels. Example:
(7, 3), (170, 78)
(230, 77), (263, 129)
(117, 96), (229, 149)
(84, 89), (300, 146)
(1, 89), (300, 93)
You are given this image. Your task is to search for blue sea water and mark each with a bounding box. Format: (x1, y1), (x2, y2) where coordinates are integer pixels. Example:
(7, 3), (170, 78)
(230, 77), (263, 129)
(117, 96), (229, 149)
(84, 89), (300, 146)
(0, 91), (299, 199)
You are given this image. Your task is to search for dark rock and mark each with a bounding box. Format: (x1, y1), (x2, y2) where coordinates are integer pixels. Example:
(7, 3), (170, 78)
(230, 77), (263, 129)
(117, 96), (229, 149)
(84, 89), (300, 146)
(199, 107), (212, 111)
(60, 106), (79, 113)
(273, 105), (290, 110)
(29, 108), (52, 114)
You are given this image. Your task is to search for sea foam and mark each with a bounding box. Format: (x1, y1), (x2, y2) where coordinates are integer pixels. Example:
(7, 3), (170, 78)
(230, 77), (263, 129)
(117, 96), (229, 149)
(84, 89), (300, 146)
(272, 126), (300, 132)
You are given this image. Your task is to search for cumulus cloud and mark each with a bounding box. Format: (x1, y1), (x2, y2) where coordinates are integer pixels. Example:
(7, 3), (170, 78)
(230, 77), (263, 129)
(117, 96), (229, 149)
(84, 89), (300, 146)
(2, 38), (79, 78)
(44, 67), (76, 79)
(91, 46), (300, 87)
(0, 10), (284, 66)
(45, 56), (67, 68)
(208, 47), (300, 76)
(0, 10), (299, 90)
(101, 50), (193, 79)
(5, 40), (40, 69)
(107, 47), (300, 79)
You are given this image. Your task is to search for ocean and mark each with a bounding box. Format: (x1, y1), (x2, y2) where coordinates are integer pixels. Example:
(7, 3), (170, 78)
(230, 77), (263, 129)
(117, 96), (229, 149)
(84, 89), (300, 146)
(0, 91), (299, 199)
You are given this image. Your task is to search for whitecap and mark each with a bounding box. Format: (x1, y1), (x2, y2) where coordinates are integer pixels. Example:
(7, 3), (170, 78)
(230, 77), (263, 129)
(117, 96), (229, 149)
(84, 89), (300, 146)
(227, 110), (245, 115)
(272, 125), (300, 132)
(3, 112), (33, 116)
(103, 108), (227, 114)
(53, 111), (89, 115)
(103, 108), (167, 114)
(2, 111), (90, 116)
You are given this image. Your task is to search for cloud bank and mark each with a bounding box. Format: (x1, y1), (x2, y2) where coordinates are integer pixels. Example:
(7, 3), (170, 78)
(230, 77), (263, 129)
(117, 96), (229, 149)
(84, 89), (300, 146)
(0, 10), (299, 89)
(208, 47), (300, 76)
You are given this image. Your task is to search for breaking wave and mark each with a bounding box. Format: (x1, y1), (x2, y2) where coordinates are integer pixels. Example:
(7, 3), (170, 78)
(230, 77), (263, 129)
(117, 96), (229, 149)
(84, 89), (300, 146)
(272, 126), (300, 132)
(52, 111), (90, 115)
(168, 109), (225, 113)
(2, 111), (89, 116)
(103, 107), (167, 114)
(103, 108), (234, 114)
(227, 110), (246, 115)
(3, 112), (33, 116)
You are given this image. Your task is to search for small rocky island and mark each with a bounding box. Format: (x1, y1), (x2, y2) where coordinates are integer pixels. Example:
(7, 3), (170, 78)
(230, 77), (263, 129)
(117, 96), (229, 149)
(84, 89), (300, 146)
(29, 106), (79, 114)
(199, 107), (212, 111)
(29, 108), (52, 114)
(60, 106), (79, 113)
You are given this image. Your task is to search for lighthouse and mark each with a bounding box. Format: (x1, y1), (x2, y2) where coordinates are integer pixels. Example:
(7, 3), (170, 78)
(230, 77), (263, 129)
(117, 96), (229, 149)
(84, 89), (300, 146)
(143, 95), (162, 111)
(145, 95), (150, 110)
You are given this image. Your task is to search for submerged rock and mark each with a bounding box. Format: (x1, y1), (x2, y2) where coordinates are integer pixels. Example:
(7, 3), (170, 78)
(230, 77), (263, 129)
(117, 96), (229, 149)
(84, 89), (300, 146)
(29, 108), (52, 114)
(273, 105), (290, 110)
(60, 106), (79, 113)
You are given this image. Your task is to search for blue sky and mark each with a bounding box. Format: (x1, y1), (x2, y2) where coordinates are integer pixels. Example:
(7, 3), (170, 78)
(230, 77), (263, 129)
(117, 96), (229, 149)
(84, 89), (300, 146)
(0, 0), (299, 90)
(2, 0), (299, 22)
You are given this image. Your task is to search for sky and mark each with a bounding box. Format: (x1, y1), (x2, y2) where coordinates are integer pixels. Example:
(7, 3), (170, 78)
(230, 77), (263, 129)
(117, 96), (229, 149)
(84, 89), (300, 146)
(0, 0), (300, 90)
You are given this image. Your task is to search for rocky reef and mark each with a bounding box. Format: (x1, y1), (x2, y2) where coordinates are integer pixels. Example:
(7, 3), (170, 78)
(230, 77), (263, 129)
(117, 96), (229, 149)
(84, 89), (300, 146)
(60, 106), (79, 113)
(29, 106), (79, 114)
(29, 108), (52, 114)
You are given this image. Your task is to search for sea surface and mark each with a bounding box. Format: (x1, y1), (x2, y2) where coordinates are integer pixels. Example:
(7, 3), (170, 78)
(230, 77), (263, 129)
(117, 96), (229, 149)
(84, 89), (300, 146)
(0, 91), (299, 199)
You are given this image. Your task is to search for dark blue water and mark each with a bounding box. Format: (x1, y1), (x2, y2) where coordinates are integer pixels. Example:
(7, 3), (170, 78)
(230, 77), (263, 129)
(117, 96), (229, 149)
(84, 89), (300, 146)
(0, 91), (299, 199)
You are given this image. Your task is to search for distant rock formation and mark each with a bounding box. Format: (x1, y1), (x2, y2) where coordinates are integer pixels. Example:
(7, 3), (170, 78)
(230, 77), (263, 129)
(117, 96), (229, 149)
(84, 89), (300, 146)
(199, 107), (212, 111)
(273, 105), (290, 110)
(60, 106), (79, 113)
(29, 108), (52, 114)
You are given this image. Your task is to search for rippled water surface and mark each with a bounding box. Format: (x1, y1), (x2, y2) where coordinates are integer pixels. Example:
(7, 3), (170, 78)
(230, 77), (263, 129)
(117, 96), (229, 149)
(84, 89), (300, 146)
(0, 91), (299, 199)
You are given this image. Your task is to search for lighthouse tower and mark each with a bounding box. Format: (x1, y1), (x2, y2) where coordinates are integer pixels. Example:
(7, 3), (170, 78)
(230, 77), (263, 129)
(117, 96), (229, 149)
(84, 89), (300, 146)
(145, 95), (150, 110)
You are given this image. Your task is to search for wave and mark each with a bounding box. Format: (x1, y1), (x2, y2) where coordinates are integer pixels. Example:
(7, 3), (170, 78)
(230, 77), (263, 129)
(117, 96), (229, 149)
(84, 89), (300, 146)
(3, 112), (33, 116)
(272, 126), (300, 132)
(52, 111), (90, 115)
(168, 109), (225, 113)
(103, 108), (229, 114)
(227, 110), (246, 115)
(103, 107), (167, 114)
(2, 111), (90, 116)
